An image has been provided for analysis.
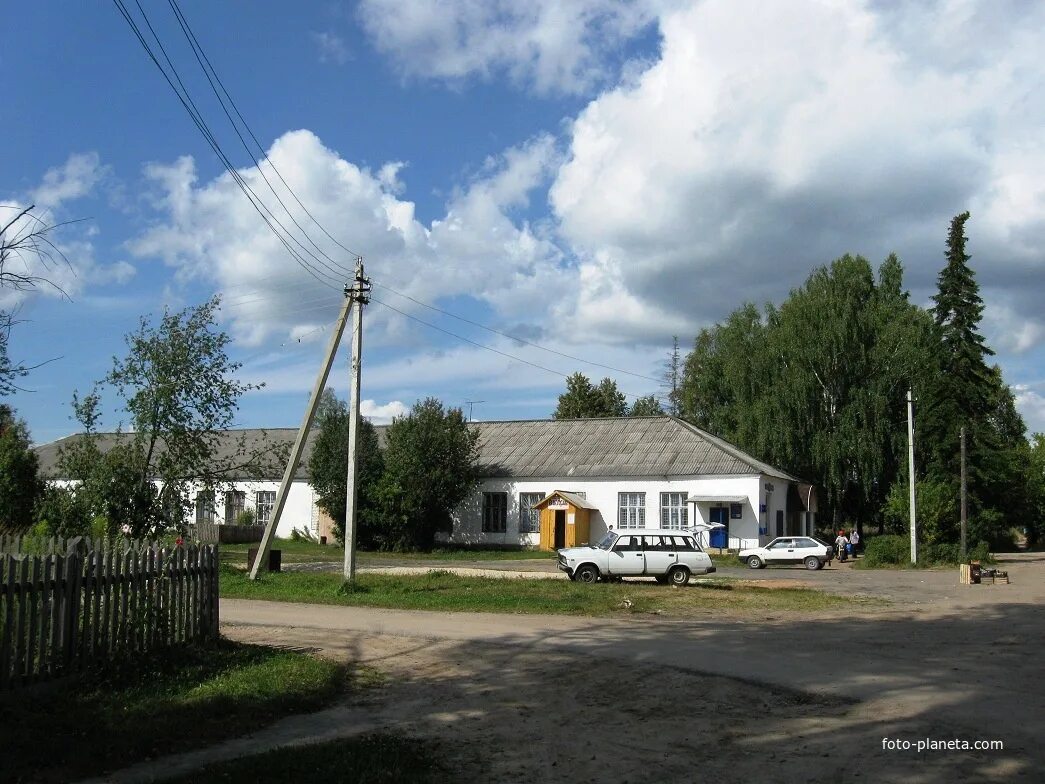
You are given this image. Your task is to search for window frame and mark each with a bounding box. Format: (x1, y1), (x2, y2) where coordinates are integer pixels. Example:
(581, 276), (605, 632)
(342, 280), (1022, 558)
(617, 492), (646, 529)
(482, 491), (508, 533)
(660, 492), (689, 529)
(195, 492), (215, 525)
(518, 491), (543, 534)
(255, 490), (276, 526)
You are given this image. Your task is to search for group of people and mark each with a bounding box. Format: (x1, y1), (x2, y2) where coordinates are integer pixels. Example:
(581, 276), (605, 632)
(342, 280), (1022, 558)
(834, 528), (860, 561)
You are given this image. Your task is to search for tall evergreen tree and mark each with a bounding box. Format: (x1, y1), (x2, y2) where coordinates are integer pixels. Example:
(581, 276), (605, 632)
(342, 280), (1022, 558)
(920, 212), (1030, 543)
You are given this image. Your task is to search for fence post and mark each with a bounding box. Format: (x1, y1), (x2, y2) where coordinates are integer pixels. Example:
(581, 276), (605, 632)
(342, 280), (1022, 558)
(1, 555), (12, 690)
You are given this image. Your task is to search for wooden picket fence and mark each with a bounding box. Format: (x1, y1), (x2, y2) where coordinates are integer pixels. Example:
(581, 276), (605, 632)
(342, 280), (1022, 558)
(192, 521), (265, 544)
(0, 543), (219, 691)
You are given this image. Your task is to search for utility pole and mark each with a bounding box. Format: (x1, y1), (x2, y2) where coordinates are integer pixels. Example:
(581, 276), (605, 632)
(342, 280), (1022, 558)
(250, 285), (352, 580)
(960, 425), (967, 560)
(907, 388), (918, 565)
(343, 260), (371, 582)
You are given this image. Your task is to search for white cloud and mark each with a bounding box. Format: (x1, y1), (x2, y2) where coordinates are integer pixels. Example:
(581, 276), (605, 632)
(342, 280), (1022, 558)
(311, 31), (350, 65)
(356, 0), (657, 94)
(547, 0), (1045, 344)
(30, 152), (108, 211)
(130, 129), (568, 348)
(1, 153), (124, 310)
(1014, 384), (1045, 435)
(361, 399), (407, 423)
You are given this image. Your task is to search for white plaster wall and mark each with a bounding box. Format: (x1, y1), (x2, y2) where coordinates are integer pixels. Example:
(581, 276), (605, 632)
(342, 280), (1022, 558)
(448, 475), (767, 549)
(186, 480), (318, 539)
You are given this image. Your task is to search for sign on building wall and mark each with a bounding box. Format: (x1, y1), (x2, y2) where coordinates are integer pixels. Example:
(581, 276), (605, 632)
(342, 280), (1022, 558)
(549, 496), (569, 509)
(730, 503), (742, 519)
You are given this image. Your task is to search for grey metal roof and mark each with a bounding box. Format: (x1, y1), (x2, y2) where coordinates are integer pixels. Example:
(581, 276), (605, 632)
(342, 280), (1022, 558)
(34, 416), (798, 483)
(33, 429), (315, 482)
(469, 417), (798, 480)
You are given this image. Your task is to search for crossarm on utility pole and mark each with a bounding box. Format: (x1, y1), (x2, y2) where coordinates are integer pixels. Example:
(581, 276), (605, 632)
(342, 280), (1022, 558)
(249, 290), (352, 580)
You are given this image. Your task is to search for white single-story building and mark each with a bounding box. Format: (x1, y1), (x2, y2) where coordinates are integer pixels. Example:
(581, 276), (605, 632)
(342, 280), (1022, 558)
(34, 416), (816, 549)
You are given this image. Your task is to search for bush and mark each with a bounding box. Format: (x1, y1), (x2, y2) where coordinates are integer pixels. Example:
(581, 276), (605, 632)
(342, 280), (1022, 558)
(235, 508), (256, 526)
(861, 535), (909, 567)
(862, 535), (993, 567)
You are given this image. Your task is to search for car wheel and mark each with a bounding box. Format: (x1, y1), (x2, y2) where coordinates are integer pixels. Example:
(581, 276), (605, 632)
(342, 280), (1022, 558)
(668, 566), (690, 586)
(575, 564), (600, 584)
(804, 556), (821, 571)
(654, 575), (668, 585)
(747, 555), (764, 569)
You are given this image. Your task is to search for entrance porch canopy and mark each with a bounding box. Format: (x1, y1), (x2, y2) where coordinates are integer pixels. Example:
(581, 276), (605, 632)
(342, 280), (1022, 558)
(686, 495), (747, 504)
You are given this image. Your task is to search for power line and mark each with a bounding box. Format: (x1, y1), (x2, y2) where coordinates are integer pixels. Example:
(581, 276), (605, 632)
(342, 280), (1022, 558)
(165, 0), (360, 274)
(370, 279), (663, 384)
(371, 296), (663, 404)
(111, 0), (347, 290)
(166, 0), (362, 263)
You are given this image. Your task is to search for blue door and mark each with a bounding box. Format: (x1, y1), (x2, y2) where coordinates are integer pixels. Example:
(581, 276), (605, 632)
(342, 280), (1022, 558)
(709, 507), (728, 549)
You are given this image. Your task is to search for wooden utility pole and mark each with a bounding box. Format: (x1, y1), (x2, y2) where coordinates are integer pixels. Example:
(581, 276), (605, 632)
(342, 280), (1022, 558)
(960, 426), (968, 559)
(250, 284), (353, 580)
(343, 260), (371, 582)
(907, 389), (918, 565)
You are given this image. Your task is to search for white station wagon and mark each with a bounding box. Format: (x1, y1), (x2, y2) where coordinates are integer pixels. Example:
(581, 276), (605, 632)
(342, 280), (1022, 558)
(557, 528), (718, 586)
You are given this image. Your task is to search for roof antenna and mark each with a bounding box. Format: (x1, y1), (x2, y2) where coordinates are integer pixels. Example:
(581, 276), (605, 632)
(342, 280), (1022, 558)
(464, 400), (485, 422)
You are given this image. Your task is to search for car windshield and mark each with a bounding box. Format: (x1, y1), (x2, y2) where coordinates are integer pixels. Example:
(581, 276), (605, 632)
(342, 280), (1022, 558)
(593, 531), (618, 550)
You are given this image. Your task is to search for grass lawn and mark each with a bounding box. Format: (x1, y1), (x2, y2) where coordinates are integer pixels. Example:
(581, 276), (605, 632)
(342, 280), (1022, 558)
(165, 734), (448, 783)
(220, 538), (556, 565)
(220, 564), (866, 617)
(0, 639), (371, 784)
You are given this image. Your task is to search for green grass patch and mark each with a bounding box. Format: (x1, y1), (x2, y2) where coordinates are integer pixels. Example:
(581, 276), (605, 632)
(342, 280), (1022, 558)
(221, 564), (862, 617)
(0, 639), (366, 783)
(220, 538), (555, 565)
(164, 734), (449, 783)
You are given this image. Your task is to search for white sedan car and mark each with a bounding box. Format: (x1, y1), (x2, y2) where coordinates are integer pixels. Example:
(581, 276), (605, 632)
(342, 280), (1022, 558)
(738, 536), (834, 570)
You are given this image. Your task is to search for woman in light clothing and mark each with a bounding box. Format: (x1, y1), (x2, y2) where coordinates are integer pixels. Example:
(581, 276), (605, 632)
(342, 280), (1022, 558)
(849, 528), (860, 558)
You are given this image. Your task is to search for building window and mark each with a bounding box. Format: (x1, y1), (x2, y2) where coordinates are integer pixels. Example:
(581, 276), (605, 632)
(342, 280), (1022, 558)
(519, 492), (543, 534)
(224, 490), (246, 524)
(195, 493), (215, 525)
(660, 492), (688, 529)
(618, 492), (645, 528)
(256, 491), (276, 526)
(482, 492), (508, 533)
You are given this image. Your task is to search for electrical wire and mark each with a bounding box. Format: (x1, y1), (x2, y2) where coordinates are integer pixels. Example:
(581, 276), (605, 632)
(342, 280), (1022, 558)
(111, 0), (346, 290)
(371, 296), (664, 404)
(165, 0), (359, 277)
(166, 0), (362, 263)
(370, 279), (663, 384)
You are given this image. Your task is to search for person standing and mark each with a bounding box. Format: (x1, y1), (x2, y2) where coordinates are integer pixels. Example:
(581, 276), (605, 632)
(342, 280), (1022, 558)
(835, 530), (849, 562)
(849, 528), (861, 558)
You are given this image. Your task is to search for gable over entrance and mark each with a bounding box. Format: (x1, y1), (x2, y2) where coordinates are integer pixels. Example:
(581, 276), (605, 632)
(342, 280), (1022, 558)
(532, 491), (595, 551)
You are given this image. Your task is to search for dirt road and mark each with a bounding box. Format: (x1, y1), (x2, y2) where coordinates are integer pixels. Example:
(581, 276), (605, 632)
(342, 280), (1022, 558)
(97, 554), (1043, 783)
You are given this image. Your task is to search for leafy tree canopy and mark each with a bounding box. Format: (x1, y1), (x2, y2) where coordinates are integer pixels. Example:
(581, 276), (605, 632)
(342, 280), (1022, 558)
(58, 297), (275, 537)
(554, 373), (629, 418)
(307, 389), (384, 546)
(375, 398), (479, 550)
(0, 405), (43, 531)
(629, 395), (664, 417)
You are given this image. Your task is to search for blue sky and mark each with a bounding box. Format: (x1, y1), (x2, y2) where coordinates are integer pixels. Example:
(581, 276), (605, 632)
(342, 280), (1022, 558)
(4, 0), (1045, 445)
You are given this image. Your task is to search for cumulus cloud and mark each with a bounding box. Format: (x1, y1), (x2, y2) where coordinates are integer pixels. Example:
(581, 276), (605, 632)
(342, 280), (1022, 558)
(1013, 384), (1045, 434)
(361, 399), (407, 423)
(130, 129), (569, 347)
(547, 0), (1045, 345)
(1, 152), (124, 310)
(356, 0), (656, 94)
(30, 152), (108, 211)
